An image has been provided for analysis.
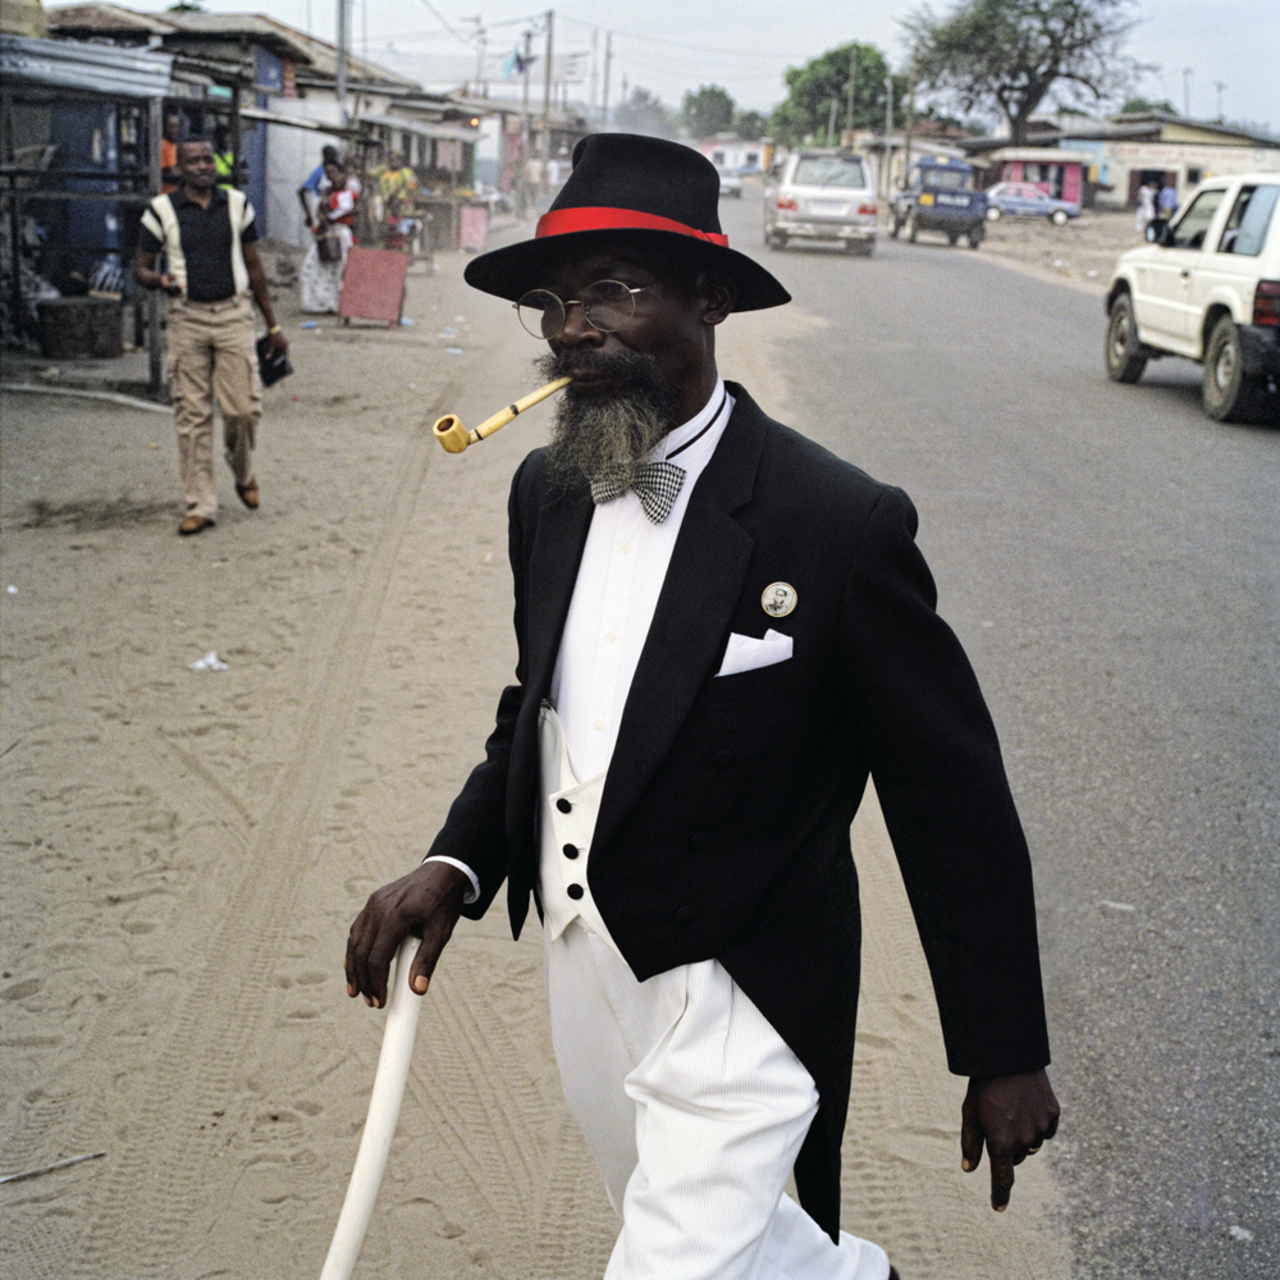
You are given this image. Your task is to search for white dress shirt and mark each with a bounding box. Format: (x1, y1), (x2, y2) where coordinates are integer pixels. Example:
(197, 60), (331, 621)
(427, 380), (734, 901)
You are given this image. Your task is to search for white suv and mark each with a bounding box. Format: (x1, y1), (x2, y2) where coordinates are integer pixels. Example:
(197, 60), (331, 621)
(1104, 172), (1280, 423)
(764, 150), (878, 256)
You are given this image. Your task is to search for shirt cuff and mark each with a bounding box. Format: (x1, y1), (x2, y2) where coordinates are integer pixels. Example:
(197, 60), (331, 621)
(422, 855), (481, 905)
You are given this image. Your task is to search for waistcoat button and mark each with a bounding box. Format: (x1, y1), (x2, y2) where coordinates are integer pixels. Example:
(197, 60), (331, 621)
(562, 843), (579, 859)
(556, 798), (572, 813)
(567, 883), (585, 900)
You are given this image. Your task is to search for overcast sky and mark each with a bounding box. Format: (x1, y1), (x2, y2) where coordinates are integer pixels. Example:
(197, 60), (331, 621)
(166, 0), (1277, 134)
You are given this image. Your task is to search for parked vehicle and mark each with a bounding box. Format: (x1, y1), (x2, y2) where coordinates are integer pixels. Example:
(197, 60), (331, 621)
(891, 156), (987, 248)
(1104, 172), (1280, 423)
(717, 166), (743, 198)
(763, 150), (878, 255)
(984, 182), (1079, 225)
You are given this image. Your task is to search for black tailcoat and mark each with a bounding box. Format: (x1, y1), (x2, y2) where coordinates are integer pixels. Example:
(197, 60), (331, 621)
(426, 385), (1050, 1239)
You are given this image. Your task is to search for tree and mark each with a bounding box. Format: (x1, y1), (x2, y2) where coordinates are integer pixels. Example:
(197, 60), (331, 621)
(769, 43), (906, 148)
(682, 85), (735, 138)
(615, 88), (675, 139)
(1121, 95), (1177, 115)
(734, 110), (768, 141)
(904, 0), (1141, 144)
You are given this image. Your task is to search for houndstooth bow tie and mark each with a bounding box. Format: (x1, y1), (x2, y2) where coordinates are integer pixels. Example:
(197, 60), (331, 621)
(590, 461), (686, 524)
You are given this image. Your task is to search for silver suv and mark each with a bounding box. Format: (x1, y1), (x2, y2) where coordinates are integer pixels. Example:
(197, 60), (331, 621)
(764, 150), (878, 256)
(1104, 172), (1280, 423)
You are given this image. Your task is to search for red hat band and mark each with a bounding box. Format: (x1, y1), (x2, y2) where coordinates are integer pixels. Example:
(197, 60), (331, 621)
(535, 206), (729, 247)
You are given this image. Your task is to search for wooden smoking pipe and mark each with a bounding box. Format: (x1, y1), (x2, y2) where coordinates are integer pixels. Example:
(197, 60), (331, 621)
(433, 375), (572, 453)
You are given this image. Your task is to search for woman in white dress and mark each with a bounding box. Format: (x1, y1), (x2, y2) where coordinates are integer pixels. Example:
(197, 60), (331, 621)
(300, 161), (361, 313)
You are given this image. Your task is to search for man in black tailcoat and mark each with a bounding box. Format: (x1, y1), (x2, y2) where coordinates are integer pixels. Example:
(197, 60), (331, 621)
(345, 133), (1059, 1279)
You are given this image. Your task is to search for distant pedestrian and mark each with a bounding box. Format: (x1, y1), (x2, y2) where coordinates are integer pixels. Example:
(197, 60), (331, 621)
(300, 160), (360, 314)
(212, 124), (235, 190)
(134, 139), (287, 536)
(1135, 182), (1155, 236)
(297, 144), (340, 232)
(1158, 180), (1178, 219)
(160, 110), (183, 194)
(371, 151), (421, 250)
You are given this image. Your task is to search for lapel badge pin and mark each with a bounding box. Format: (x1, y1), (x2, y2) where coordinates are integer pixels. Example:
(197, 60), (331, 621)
(761, 582), (797, 618)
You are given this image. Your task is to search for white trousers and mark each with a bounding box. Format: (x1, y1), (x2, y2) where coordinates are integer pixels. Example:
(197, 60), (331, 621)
(544, 921), (890, 1280)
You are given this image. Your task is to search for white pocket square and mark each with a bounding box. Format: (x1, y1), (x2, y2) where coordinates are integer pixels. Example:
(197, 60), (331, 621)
(715, 628), (793, 677)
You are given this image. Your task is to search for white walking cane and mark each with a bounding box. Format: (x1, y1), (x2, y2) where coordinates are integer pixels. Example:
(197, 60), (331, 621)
(320, 936), (423, 1280)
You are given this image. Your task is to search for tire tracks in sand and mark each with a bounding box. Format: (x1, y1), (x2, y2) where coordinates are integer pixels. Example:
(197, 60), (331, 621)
(62, 357), (472, 1279)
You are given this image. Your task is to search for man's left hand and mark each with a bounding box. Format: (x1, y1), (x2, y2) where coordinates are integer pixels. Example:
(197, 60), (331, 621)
(961, 1069), (1060, 1211)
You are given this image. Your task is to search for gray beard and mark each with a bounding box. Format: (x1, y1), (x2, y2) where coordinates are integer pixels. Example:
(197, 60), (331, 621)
(534, 350), (680, 490)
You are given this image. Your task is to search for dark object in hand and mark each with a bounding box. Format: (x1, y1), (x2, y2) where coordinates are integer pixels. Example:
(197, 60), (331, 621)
(256, 334), (293, 387)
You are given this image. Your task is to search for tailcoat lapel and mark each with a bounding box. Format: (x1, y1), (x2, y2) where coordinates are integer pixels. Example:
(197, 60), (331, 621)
(505, 480), (593, 870)
(523, 483), (594, 703)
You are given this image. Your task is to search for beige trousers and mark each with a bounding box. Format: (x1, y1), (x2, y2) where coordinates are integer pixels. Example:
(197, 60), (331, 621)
(168, 295), (261, 519)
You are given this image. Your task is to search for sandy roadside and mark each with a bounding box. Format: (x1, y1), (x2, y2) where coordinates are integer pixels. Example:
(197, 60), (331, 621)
(973, 207), (1144, 295)
(2, 241), (1070, 1279)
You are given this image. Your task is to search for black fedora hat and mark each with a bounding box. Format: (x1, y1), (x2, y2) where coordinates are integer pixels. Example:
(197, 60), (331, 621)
(463, 133), (790, 312)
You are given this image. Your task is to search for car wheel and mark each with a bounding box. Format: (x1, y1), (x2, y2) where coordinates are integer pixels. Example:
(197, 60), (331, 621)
(1051, 209), (1069, 226)
(968, 227), (983, 249)
(1202, 315), (1270, 422)
(947, 232), (959, 246)
(845, 239), (873, 256)
(766, 231), (787, 250)
(1105, 293), (1147, 383)
(986, 205), (1002, 221)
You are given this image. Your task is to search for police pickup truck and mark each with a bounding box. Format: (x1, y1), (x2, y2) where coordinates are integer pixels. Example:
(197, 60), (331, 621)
(891, 156), (987, 248)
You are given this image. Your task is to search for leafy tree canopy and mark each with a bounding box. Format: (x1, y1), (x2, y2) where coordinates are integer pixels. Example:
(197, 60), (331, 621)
(615, 88), (675, 139)
(769, 43), (907, 148)
(1121, 95), (1177, 115)
(683, 85), (735, 138)
(904, 0), (1142, 144)
(734, 110), (768, 141)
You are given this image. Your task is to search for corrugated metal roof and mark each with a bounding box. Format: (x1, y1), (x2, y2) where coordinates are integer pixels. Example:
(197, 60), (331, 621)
(172, 11), (415, 88)
(0, 32), (173, 98)
(46, 3), (178, 34)
(44, 4), (421, 90)
(156, 13), (314, 64)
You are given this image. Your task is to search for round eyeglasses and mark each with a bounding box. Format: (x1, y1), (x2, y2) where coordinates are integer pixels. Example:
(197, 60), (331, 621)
(515, 280), (650, 340)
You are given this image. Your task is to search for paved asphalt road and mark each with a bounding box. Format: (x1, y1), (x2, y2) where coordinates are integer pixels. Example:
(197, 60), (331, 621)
(717, 194), (1279, 1278)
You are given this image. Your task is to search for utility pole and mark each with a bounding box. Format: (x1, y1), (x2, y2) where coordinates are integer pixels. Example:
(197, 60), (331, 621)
(335, 0), (349, 128)
(464, 16), (485, 96)
(541, 9), (554, 189)
(1183, 66), (1193, 117)
(602, 31), (613, 128)
(589, 27), (598, 122)
(845, 44), (857, 139)
(883, 72), (894, 199)
(903, 54), (915, 190)
(827, 97), (838, 147)
(520, 27), (533, 216)
(1214, 80), (1227, 120)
